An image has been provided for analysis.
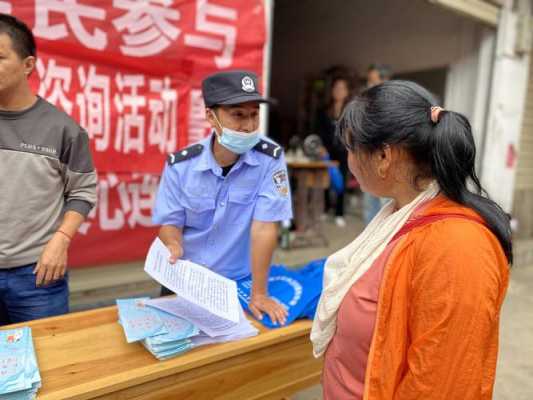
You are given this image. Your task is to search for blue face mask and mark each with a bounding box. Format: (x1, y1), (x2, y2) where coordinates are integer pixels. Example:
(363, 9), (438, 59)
(212, 112), (261, 154)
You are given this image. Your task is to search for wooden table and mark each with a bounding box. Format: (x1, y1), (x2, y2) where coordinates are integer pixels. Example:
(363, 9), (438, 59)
(287, 161), (337, 248)
(8, 307), (322, 400)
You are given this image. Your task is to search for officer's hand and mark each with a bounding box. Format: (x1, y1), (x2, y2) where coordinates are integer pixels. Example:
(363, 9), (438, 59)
(34, 232), (69, 286)
(249, 293), (288, 326)
(166, 243), (183, 264)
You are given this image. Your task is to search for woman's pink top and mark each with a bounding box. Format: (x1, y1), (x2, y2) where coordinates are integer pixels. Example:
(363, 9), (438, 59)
(322, 250), (389, 400)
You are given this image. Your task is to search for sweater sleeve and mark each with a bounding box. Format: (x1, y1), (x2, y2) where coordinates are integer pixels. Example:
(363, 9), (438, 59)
(62, 129), (97, 216)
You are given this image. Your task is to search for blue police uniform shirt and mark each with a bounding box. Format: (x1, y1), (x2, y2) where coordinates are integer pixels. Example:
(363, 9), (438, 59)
(152, 134), (293, 280)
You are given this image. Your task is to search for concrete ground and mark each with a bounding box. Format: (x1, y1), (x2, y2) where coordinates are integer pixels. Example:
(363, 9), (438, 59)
(493, 264), (533, 399)
(69, 209), (533, 400)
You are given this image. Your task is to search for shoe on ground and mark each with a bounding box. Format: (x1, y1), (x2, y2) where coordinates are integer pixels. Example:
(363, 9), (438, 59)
(335, 216), (346, 227)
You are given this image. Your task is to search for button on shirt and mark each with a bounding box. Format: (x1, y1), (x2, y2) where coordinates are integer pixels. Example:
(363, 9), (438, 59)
(152, 135), (293, 280)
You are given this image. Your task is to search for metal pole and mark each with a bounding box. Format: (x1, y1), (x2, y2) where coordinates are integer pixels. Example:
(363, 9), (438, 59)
(260, 0), (274, 137)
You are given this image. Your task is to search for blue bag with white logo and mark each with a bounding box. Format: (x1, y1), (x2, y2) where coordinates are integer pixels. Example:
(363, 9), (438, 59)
(237, 259), (325, 328)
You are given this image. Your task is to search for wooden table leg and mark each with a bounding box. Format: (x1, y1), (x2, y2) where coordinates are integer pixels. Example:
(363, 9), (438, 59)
(311, 186), (328, 246)
(295, 170), (309, 233)
(288, 166), (331, 248)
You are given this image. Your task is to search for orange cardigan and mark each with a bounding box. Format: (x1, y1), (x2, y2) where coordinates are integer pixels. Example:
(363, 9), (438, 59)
(363, 196), (509, 400)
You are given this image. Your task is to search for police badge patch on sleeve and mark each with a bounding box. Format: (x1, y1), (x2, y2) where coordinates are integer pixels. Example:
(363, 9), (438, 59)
(272, 170), (289, 196)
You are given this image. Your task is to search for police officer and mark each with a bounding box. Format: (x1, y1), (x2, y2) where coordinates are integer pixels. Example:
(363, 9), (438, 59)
(153, 70), (292, 325)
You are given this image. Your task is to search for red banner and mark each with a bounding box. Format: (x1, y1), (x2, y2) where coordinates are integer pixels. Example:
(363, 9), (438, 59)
(8, 0), (267, 267)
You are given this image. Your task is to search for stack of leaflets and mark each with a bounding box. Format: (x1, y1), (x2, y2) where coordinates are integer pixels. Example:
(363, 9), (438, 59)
(146, 295), (258, 346)
(117, 298), (199, 360)
(0, 327), (41, 400)
(143, 238), (258, 343)
(116, 238), (260, 361)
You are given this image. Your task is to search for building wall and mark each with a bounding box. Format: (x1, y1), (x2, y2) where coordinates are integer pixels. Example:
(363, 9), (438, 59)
(513, 57), (533, 239)
(478, 5), (531, 217)
(271, 0), (487, 118)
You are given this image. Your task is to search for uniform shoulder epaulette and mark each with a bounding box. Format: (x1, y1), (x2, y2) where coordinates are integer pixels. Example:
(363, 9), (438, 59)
(167, 143), (204, 165)
(253, 139), (283, 159)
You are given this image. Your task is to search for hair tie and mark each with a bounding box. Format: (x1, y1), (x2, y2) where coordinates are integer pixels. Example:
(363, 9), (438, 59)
(430, 106), (445, 124)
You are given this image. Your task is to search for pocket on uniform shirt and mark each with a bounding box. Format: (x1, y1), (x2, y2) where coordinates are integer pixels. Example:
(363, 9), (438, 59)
(184, 197), (216, 230)
(227, 190), (255, 225)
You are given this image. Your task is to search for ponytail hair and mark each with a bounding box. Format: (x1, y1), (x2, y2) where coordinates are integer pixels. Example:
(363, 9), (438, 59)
(338, 80), (513, 263)
(432, 111), (512, 263)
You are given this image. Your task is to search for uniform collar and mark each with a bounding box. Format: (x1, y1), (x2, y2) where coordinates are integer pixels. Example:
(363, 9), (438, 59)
(193, 135), (218, 172)
(193, 133), (260, 172)
(240, 142), (260, 167)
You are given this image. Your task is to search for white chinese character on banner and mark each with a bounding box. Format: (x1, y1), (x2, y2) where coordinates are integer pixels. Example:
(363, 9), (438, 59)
(114, 73), (146, 154)
(36, 58), (73, 114)
(184, 0), (237, 68)
(79, 173), (120, 233)
(34, 0), (107, 50)
(79, 173), (159, 233)
(188, 89), (211, 143)
(0, 1), (11, 13)
(148, 77), (177, 153)
(98, 174), (124, 231)
(76, 66), (111, 152)
(112, 0), (180, 57)
(119, 173), (158, 228)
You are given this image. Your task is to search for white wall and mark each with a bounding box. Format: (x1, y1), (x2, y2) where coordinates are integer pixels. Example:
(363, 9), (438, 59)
(271, 0), (488, 117)
(481, 8), (531, 212)
(445, 28), (496, 159)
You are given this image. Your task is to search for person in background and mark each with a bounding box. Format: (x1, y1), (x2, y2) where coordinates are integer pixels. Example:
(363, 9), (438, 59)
(366, 63), (392, 88)
(362, 64), (392, 224)
(316, 77), (352, 227)
(152, 70), (292, 326)
(311, 80), (511, 400)
(0, 14), (97, 325)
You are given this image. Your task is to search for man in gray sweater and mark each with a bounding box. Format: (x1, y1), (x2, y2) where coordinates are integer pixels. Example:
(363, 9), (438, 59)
(0, 14), (97, 325)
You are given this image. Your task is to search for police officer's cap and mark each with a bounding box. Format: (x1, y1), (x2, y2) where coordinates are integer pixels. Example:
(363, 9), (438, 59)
(202, 70), (269, 107)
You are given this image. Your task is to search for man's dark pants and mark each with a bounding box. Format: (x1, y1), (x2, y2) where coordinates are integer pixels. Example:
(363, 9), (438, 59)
(0, 263), (68, 326)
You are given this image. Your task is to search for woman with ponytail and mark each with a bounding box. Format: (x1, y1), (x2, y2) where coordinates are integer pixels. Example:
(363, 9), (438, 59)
(311, 80), (511, 400)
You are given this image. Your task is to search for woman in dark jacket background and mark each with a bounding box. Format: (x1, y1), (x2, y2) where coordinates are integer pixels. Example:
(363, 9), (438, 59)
(316, 76), (352, 227)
